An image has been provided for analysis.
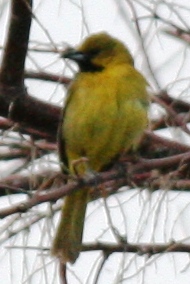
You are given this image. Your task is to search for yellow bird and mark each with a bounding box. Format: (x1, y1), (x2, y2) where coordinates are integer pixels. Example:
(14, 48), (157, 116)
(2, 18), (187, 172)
(52, 32), (149, 264)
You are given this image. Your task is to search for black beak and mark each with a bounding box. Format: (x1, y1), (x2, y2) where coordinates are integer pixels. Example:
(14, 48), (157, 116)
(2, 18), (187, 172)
(61, 48), (88, 63)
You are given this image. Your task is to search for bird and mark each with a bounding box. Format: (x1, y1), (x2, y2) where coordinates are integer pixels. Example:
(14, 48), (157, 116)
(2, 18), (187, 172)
(51, 32), (149, 264)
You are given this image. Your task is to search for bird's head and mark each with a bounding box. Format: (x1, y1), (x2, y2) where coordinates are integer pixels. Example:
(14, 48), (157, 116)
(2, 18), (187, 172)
(62, 32), (134, 72)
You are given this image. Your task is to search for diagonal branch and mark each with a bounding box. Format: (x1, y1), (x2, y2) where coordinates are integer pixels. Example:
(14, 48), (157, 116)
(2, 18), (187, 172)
(1, 152), (190, 218)
(0, 0), (60, 140)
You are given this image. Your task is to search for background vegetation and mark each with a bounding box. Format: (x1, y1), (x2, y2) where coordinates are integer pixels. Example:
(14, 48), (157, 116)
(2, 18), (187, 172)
(1, 0), (190, 283)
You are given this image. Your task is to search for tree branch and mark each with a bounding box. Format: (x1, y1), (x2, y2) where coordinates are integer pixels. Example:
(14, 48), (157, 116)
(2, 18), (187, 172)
(82, 241), (190, 255)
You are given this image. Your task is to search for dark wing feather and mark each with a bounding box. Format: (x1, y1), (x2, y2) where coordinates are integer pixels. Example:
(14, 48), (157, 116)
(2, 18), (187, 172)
(57, 109), (69, 174)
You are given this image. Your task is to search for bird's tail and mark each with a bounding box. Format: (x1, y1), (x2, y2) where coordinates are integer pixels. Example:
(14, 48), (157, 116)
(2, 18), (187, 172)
(51, 188), (89, 264)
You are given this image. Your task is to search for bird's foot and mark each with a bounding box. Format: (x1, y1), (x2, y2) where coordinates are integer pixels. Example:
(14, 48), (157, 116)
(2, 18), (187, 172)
(71, 157), (90, 177)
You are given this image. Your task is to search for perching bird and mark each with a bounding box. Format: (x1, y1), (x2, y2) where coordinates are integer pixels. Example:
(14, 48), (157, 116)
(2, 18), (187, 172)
(52, 32), (149, 264)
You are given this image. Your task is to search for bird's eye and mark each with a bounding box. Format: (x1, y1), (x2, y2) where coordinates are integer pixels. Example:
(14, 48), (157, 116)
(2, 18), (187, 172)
(88, 48), (100, 57)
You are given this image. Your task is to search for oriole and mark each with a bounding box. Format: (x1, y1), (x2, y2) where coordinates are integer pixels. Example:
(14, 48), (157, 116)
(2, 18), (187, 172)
(52, 32), (149, 264)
